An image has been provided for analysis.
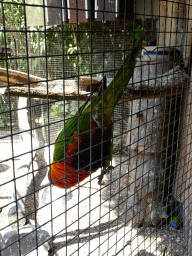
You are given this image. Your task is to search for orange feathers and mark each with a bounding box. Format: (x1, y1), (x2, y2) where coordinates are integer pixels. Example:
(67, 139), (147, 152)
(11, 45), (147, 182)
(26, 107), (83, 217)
(50, 130), (90, 189)
(51, 162), (90, 189)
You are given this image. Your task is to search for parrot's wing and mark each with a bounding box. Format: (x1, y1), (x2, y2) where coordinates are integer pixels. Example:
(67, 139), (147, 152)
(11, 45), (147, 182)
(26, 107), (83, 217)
(53, 78), (104, 162)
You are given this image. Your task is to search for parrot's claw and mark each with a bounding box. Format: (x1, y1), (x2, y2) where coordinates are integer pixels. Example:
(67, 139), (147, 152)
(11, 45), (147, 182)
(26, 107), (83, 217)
(93, 107), (108, 131)
(97, 165), (114, 185)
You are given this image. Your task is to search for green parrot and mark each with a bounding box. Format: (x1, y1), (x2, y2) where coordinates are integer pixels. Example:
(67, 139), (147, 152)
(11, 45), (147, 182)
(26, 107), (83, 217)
(48, 27), (144, 189)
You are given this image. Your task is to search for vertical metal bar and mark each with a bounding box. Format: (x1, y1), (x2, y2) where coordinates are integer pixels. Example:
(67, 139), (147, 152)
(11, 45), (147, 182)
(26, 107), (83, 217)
(23, 1), (39, 255)
(42, 0), (54, 254)
(1, 1), (22, 255)
(88, 7), (93, 256)
(99, 3), (105, 255)
(75, 1), (80, 255)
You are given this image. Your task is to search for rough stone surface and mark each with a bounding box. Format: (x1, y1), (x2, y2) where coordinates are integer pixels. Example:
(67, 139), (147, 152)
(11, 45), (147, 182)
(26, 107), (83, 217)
(1, 223), (50, 256)
(8, 204), (26, 229)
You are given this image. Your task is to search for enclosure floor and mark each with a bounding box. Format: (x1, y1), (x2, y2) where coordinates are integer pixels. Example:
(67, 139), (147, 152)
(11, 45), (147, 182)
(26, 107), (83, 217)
(0, 142), (186, 256)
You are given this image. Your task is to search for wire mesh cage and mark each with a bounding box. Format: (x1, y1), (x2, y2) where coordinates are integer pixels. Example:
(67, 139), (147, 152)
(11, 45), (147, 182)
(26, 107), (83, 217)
(0, 0), (192, 255)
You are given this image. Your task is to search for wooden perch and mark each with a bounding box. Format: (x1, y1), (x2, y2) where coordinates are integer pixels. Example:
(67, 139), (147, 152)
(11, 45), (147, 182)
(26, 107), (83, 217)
(126, 65), (189, 98)
(0, 66), (189, 100)
(0, 68), (102, 100)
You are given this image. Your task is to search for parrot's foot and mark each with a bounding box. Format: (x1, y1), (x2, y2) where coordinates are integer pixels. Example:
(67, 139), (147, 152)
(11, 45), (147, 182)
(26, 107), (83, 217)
(93, 107), (108, 130)
(97, 165), (114, 185)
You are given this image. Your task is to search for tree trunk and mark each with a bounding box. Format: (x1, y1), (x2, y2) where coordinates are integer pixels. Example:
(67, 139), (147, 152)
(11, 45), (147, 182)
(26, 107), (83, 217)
(173, 89), (189, 203)
(8, 97), (32, 228)
(123, 98), (169, 226)
(173, 84), (192, 255)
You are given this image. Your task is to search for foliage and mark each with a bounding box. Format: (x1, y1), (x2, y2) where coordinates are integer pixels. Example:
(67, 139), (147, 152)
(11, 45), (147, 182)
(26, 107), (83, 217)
(0, 0), (25, 68)
(0, 95), (16, 127)
(0, 2), (128, 78)
(0, 0), (25, 31)
(50, 100), (83, 120)
(50, 101), (65, 119)
(0, 2), (133, 121)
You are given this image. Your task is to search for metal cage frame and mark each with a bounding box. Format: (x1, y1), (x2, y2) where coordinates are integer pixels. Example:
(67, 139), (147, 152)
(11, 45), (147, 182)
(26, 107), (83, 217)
(0, 1), (192, 255)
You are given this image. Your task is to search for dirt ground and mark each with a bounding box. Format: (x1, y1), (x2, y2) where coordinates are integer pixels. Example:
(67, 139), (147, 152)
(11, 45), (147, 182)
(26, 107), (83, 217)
(0, 141), (186, 256)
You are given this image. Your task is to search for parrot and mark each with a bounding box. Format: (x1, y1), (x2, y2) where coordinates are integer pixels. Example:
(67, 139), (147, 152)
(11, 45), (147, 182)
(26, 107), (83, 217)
(48, 27), (144, 189)
(169, 216), (180, 228)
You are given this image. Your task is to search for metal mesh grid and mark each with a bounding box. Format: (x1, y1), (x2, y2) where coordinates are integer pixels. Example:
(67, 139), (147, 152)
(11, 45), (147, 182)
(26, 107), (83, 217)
(0, 0), (192, 255)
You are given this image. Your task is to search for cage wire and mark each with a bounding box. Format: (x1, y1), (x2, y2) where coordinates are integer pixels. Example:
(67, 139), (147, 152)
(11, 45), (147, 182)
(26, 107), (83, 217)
(0, 0), (191, 256)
